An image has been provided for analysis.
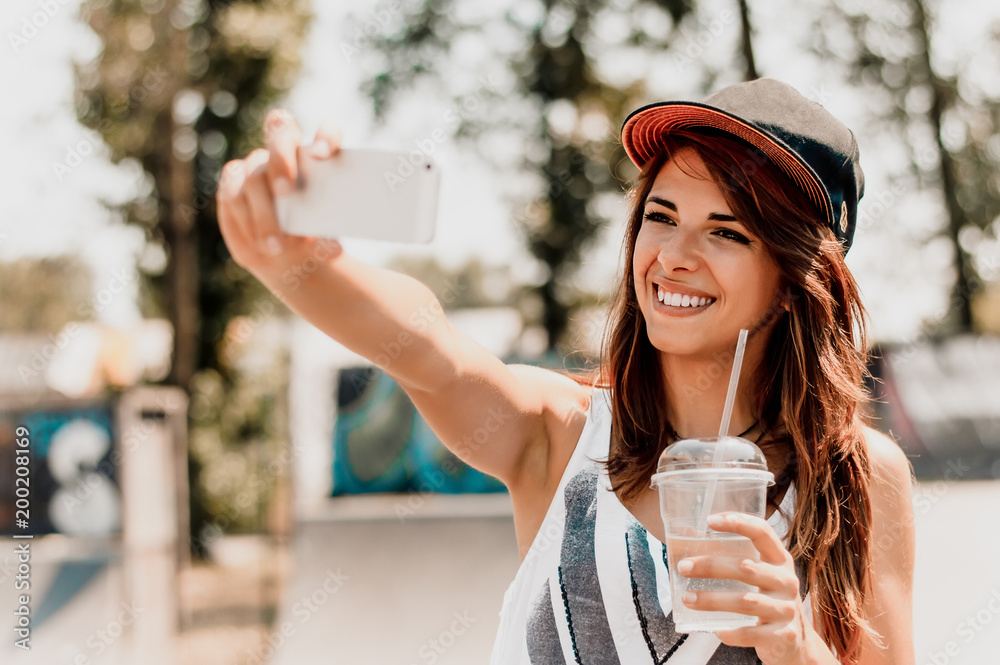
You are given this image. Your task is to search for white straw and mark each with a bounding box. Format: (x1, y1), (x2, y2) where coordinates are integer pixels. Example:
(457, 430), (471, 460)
(697, 328), (749, 536)
(717, 329), (749, 439)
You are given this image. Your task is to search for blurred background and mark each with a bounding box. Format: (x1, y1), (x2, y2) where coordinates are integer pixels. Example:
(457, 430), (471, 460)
(1, 0), (999, 663)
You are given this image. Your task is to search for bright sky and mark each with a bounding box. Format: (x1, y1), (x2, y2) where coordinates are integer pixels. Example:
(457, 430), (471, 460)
(1, 0), (998, 341)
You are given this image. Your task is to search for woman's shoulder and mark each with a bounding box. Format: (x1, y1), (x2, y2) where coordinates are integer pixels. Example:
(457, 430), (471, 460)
(505, 363), (594, 479)
(506, 363), (594, 415)
(859, 425), (915, 519)
(860, 425), (914, 487)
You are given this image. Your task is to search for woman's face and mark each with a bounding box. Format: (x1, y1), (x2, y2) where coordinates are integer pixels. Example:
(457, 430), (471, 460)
(632, 148), (784, 359)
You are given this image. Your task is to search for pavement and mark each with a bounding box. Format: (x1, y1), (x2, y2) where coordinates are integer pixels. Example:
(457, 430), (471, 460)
(2, 481), (998, 664)
(269, 482), (1000, 665)
(269, 493), (519, 665)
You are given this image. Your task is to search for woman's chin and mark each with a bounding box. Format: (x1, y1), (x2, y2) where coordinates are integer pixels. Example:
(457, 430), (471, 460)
(648, 336), (719, 359)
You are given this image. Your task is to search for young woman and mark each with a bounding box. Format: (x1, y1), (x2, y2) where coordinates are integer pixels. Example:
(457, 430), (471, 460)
(215, 78), (915, 664)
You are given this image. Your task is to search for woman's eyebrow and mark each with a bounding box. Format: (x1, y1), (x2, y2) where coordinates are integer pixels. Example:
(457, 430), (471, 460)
(644, 195), (738, 222)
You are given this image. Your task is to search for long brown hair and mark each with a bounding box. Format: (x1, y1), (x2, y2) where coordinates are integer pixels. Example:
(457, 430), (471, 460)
(572, 130), (877, 662)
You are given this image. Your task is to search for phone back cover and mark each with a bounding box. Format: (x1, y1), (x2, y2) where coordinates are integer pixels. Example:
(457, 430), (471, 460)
(275, 149), (440, 243)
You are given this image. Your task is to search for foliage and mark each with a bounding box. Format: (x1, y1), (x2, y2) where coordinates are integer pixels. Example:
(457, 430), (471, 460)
(811, 0), (1000, 334)
(188, 320), (290, 539)
(0, 255), (94, 332)
(74, 0), (312, 554)
(354, 0), (697, 352)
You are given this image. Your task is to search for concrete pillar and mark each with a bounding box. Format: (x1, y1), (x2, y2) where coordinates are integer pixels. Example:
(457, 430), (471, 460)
(117, 386), (188, 665)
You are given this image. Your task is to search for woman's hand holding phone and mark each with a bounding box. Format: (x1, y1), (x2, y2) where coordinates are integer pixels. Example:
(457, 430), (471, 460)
(215, 109), (344, 284)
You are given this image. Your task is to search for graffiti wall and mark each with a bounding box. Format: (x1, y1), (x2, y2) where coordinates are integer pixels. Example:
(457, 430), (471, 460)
(332, 367), (506, 496)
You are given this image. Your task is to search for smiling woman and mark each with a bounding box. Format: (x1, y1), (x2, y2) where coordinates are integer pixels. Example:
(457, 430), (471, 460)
(214, 77), (914, 665)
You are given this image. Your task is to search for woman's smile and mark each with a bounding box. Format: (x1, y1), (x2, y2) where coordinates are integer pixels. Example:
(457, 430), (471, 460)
(651, 282), (717, 315)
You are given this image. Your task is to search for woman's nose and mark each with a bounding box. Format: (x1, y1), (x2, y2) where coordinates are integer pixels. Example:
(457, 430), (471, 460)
(656, 229), (702, 272)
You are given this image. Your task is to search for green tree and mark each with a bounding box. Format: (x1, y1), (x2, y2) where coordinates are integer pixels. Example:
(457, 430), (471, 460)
(812, 0), (1000, 334)
(354, 0), (699, 353)
(74, 0), (312, 553)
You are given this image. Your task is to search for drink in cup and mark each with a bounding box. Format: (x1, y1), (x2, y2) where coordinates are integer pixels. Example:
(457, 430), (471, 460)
(650, 435), (774, 633)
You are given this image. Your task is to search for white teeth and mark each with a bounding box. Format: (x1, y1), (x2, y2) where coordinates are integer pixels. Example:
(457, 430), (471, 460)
(655, 286), (715, 308)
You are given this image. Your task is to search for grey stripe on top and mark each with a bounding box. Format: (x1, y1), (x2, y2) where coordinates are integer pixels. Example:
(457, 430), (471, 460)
(558, 469), (622, 664)
(525, 469), (622, 665)
(626, 520), (686, 661)
(526, 583), (567, 665)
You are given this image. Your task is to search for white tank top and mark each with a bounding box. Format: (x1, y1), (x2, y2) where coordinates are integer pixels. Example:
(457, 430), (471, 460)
(489, 388), (807, 664)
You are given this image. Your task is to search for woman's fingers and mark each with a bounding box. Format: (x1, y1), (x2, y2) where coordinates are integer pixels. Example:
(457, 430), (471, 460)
(243, 150), (285, 256)
(310, 120), (343, 159)
(296, 119), (343, 187)
(215, 110), (341, 266)
(677, 556), (798, 598)
(715, 619), (805, 653)
(217, 154), (262, 262)
(264, 109), (303, 196)
(707, 512), (791, 566)
(681, 589), (796, 625)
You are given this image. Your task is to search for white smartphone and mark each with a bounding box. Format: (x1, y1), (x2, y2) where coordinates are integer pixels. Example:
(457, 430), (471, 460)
(274, 148), (441, 243)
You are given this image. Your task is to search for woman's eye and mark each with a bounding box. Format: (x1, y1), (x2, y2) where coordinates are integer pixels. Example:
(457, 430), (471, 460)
(643, 211), (674, 224)
(714, 228), (751, 245)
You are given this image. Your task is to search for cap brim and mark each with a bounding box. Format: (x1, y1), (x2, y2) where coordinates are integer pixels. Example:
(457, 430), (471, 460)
(621, 101), (833, 226)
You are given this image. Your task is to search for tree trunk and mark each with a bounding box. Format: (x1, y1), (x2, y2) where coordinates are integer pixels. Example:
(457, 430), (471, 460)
(161, 0), (200, 388)
(737, 0), (759, 81)
(911, 0), (975, 332)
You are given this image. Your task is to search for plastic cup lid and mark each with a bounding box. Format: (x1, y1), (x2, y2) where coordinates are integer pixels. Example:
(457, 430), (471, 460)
(655, 435), (771, 474)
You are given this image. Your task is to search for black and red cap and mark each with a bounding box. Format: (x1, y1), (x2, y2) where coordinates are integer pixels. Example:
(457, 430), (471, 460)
(621, 78), (865, 253)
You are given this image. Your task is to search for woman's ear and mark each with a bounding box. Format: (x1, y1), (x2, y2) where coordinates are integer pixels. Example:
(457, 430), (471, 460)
(777, 283), (794, 312)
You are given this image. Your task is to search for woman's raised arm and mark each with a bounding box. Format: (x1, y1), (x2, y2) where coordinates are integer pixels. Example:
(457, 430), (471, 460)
(214, 109), (591, 489)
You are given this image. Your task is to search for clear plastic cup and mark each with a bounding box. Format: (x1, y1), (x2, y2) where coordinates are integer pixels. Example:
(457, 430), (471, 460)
(650, 435), (774, 633)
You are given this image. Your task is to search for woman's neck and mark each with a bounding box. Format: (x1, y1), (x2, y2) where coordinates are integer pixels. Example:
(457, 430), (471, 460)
(659, 349), (761, 439)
